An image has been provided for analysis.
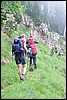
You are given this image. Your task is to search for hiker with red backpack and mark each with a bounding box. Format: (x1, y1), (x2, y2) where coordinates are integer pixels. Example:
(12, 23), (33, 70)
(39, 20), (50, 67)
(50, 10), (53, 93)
(12, 34), (28, 81)
(26, 35), (38, 69)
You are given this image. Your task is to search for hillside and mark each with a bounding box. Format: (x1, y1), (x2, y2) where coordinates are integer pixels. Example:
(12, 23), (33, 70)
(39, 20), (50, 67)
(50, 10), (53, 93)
(1, 27), (66, 99)
(1, 1), (66, 99)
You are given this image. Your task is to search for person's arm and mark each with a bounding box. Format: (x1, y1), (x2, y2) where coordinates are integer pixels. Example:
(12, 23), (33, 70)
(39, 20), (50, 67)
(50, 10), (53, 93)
(34, 41), (39, 44)
(26, 40), (28, 44)
(24, 39), (28, 53)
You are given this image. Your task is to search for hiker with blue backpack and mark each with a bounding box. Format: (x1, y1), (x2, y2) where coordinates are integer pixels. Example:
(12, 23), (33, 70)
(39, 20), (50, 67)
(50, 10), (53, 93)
(26, 35), (38, 69)
(12, 34), (28, 81)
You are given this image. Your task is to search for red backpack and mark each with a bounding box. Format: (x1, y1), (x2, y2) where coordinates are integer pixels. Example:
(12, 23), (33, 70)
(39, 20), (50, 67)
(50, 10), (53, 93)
(28, 37), (34, 45)
(30, 44), (38, 54)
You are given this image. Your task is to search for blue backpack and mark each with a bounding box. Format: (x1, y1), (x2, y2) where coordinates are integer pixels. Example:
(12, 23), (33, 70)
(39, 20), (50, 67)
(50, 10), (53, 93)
(14, 38), (22, 53)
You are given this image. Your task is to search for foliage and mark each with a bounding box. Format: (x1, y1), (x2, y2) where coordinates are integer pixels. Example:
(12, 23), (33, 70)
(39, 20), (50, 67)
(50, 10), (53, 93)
(23, 1), (41, 26)
(1, 1), (27, 38)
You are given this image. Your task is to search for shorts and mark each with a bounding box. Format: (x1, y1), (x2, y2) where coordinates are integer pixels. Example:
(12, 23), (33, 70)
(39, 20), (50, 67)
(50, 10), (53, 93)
(15, 52), (26, 65)
(21, 53), (26, 64)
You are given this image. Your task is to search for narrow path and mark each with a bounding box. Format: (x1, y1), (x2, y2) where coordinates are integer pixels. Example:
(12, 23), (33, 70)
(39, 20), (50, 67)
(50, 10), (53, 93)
(26, 71), (33, 80)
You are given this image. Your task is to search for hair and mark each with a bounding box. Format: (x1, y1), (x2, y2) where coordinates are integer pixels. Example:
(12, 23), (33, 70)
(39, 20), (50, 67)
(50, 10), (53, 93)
(21, 34), (25, 38)
(18, 34), (21, 38)
(30, 35), (33, 37)
(18, 34), (25, 38)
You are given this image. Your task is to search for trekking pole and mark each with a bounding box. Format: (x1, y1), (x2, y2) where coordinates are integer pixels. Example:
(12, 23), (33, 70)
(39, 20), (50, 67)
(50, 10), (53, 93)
(27, 52), (30, 69)
(26, 53), (29, 69)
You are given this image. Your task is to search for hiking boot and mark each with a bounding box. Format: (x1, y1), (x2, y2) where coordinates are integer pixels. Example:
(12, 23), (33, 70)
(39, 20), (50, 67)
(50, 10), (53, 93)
(30, 64), (32, 66)
(20, 74), (24, 81)
(34, 64), (37, 69)
(34, 66), (37, 69)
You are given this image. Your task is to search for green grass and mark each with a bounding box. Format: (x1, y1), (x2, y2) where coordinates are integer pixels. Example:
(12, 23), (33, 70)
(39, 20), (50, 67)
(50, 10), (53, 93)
(20, 27), (30, 33)
(1, 27), (66, 99)
(20, 27), (30, 39)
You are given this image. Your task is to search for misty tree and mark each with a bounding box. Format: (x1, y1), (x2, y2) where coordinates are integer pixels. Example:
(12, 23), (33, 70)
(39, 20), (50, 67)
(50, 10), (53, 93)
(32, 1), (42, 25)
(23, 1), (41, 26)
(23, 1), (33, 16)
(48, 1), (66, 35)
(36, 1), (66, 36)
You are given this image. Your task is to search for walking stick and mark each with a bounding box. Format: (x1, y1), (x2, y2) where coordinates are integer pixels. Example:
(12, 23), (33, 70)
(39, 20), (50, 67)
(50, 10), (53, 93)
(26, 53), (29, 69)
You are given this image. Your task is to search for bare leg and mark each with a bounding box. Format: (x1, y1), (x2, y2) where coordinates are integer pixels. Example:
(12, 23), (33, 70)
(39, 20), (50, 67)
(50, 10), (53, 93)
(22, 64), (27, 75)
(17, 64), (23, 78)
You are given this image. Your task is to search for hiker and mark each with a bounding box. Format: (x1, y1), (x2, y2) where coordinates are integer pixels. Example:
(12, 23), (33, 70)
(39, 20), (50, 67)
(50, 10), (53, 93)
(18, 34), (29, 79)
(26, 35), (38, 52)
(30, 44), (38, 68)
(12, 36), (28, 81)
(26, 35), (38, 69)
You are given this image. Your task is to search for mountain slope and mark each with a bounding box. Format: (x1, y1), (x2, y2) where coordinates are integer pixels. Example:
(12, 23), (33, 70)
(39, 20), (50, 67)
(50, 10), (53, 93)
(1, 28), (66, 99)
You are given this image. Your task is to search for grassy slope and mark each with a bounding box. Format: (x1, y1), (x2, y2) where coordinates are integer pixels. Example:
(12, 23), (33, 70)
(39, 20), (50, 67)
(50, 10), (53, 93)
(1, 28), (66, 99)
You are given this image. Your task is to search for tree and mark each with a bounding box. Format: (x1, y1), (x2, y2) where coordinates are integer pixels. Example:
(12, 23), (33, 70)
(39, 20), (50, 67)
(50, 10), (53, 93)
(1, 1), (27, 37)
(31, 1), (41, 25)
(23, 1), (41, 26)
(40, 1), (66, 35)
